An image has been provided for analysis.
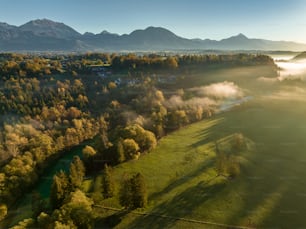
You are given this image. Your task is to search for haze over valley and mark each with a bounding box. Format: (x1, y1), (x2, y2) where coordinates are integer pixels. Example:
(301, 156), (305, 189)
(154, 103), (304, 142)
(1, 1), (306, 228)
(1, 19), (306, 52)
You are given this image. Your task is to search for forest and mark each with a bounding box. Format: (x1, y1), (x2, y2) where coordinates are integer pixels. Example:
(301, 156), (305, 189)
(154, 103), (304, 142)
(0, 52), (277, 228)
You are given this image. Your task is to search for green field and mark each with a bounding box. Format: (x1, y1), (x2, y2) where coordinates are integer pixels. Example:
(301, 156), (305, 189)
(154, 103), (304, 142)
(90, 67), (306, 228)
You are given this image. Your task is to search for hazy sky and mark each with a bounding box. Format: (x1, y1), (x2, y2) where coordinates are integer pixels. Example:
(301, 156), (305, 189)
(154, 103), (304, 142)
(1, 0), (306, 43)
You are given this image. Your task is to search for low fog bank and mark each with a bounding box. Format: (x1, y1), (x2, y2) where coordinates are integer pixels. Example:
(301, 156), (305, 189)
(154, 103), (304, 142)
(165, 81), (246, 112)
(259, 55), (306, 82)
(272, 53), (306, 81)
(277, 61), (306, 80)
(193, 81), (244, 99)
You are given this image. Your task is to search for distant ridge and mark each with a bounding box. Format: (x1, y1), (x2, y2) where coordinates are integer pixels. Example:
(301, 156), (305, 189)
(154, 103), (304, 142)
(0, 19), (306, 52)
(292, 51), (306, 60)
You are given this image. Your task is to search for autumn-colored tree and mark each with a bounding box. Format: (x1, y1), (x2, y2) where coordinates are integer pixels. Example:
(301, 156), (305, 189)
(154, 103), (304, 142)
(122, 139), (140, 160)
(53, 189), (94, 229)
(0, 204), (7, 221)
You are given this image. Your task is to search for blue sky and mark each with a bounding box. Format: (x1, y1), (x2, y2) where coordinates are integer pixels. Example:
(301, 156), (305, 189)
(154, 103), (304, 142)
(1, 0), (306, 42)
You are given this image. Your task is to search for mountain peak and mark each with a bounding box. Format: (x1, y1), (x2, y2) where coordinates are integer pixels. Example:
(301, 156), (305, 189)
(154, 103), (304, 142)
(237, 33), (248, 38)
(220, 33), (249, 44)
(19, 18), (81, 39)
(231, 33), (248, 40)
(143, 26), (176, 34)
(129, 26), (178, 38)
(145, 26), (168, 31)
(25, 18), (59, 26)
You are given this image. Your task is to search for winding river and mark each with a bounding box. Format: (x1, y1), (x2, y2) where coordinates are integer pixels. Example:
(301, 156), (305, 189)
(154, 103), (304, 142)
(1, 144), (85, 228)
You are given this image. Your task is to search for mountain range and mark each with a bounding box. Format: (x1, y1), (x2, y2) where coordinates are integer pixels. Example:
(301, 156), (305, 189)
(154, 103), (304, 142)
(0, 19), (306, 52)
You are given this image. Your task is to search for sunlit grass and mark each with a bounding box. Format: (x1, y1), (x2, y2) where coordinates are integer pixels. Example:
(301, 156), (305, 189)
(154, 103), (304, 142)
(93, 90), (306, 228)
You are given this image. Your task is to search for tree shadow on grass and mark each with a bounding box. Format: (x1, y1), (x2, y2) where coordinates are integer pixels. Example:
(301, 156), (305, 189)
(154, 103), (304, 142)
(95, 210), (129, 229)
(149, 158), (215, 202)
(128, 180), (227, 229)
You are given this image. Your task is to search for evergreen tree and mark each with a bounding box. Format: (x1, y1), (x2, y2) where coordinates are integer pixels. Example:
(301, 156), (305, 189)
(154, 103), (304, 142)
(119, 172), (147, 209)
(119, 174), (132, 208)
(102, 164), (115, 199)
(50, 171), (70, 210)
(130, 173), (147, 208)
(116, 140), (125, 163)
(69, 156), (85, 189)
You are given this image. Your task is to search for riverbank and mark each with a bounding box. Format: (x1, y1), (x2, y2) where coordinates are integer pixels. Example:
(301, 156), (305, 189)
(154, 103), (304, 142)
(0, 141), (92, 228)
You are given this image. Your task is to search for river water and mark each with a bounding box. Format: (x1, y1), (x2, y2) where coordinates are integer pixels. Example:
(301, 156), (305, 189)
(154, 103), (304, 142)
(35, 146), (84, 198)
(1, 145), (84, 228)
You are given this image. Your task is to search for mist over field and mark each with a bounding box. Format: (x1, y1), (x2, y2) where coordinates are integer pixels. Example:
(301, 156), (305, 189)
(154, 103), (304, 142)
(192, 81), (244, 99)
(270, 54), (306, 80)
(278, 61), (306, 79)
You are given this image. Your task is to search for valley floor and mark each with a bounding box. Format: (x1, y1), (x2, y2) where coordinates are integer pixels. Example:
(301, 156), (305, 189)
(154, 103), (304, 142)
(92, 82), (306, 228)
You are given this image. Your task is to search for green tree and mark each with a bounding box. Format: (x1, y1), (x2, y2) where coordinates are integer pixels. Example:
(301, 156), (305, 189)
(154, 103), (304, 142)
(97, 116), (110, 150)
(102, 164), (115, 199)
(115, 140), (125, 163)
(50, 171), (70, 210)
(119, 173), (147, 209)
(130, 173), (147, 209)
(119, 174), (132, 208)
(69, 156), (85, 189)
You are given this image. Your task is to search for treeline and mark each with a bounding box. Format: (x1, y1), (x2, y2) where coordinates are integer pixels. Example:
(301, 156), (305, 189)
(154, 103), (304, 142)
(0, 52), (277, 78)
(0, 54), (62, 78)
(111, 53), (276, 72)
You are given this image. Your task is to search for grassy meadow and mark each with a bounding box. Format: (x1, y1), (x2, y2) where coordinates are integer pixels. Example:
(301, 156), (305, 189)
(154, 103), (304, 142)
(90, 65), (306, 228)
